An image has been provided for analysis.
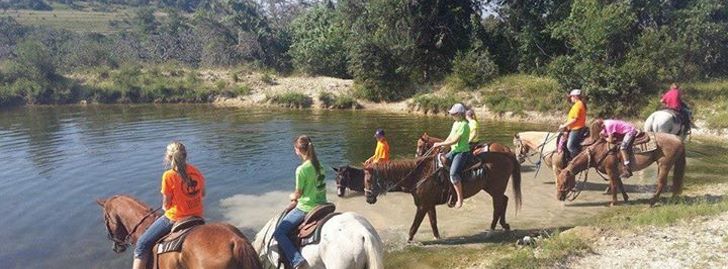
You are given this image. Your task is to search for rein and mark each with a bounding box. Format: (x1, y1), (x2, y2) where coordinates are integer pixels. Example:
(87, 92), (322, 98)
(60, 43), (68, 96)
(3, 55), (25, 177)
(564, 142), (618, 201)
(366, 146), (437, 196)
(105, 206), (161, 247)
(517, 133), (558, 165)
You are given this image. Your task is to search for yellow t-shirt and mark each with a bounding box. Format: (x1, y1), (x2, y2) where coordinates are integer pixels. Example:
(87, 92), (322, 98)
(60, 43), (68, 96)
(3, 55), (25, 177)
(567, 100), (587, 130)
(468, 119), (480, 143)
(161, 164), (205, 221)
(371, 139), (390, 164)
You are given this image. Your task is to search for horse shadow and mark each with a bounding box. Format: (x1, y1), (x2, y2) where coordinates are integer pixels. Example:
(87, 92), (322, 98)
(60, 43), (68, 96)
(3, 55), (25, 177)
(419, 226), (573, 246)
(566, 193), (723, 208)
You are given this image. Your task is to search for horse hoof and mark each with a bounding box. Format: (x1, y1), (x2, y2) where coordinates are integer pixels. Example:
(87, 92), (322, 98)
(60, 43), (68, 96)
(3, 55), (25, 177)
(434, 236), (441, 241)
(503, 224), (511, 231)
(608, 202), (615, 207)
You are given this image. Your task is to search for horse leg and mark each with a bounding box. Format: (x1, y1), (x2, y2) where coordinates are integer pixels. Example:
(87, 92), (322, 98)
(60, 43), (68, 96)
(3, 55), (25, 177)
(408, 207), (427, 242)
(427, 207), (441, 240)
(607, 173), (619, 207)
(498, 195), (510, 231)
(616, 177), (629, 203)
(490, 194), (499, 230)
(650, 162), (671, 206)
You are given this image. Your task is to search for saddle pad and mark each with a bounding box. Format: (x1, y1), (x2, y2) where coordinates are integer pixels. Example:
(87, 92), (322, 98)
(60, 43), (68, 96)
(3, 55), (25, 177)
(156, 226), (200, 254)
(299, 212), (341, 247)
(633, 133), (657, 154)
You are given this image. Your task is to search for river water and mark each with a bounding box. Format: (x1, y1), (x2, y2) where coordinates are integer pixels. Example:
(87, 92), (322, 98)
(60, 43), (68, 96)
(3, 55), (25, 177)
(0, 104), (672, 268)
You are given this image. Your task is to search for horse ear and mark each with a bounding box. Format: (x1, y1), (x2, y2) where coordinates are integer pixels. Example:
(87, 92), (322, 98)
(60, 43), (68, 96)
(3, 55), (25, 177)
(96, 198), (106, 207)
(331, 166), (339, 172)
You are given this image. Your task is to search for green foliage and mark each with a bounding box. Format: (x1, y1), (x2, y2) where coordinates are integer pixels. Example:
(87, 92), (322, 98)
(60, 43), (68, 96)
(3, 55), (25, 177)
(266, 92), (312, 108)
(481, 75), (564, 112)
(409, 94), (458, 114)
(349, 41), (410, 101)
(449, 48), (498, 90)
(593, 196), (728, 229)
(492, 232), (591, 268)
(1, 0), (53, 11)
(318, 91), (359, 109)
(235, 84), (252, 96)
(289, 5), (349, 78)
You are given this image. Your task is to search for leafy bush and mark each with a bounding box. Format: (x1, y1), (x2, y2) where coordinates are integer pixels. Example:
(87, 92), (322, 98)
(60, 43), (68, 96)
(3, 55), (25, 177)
(289, 5), (349, 78)
(449, 48), (498, 90)
(319, 91), (359, 109)
(349, 41), (411, 101)
(481, 75), (564, 113)
(409, 94), (459, 114)
(267, 92), (312, 108)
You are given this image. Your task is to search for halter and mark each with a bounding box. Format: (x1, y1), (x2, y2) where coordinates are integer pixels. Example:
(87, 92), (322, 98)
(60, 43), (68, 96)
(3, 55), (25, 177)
(103, 206), (161, 249)
(365, 146), (438, 197)
(515, 133), (558, 165)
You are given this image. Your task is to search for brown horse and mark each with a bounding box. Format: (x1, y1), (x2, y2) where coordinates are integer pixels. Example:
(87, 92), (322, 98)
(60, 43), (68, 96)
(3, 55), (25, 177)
(363, 152), (522, 242)
(97, 195), (262, 269)
(416, 133), (513, 157)
(556, 132), (686, 206)
(332, 165), (365, 197)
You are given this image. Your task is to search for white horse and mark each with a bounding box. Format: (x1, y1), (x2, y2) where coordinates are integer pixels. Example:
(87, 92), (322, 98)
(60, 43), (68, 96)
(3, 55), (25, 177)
(254, 211), (384, 269)
(513, 131), (564, 179)
(644, 109), (689, 141)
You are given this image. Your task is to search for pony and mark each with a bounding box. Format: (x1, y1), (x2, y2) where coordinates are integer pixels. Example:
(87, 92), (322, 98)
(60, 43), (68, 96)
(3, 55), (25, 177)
(363, 152), (522, 242)
(332, 165), (365, 197)
(415, 132), (513, 158)
(254, 211), (384, 269)
(644, 109), (690, 141)
(97, 195), (262, 269)
(556, 132), (686, 206)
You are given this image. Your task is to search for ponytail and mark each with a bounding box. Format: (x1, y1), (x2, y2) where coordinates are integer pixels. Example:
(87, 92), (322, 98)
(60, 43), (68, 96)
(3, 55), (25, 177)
(295, 135), (322, 177)
(166, 142), (196, 188)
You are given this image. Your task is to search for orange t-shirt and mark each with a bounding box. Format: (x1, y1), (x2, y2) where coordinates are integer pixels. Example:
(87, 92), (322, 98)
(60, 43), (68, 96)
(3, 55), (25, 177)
(372, 139), (390, 164)
(161, 164), (205, 221)
(567, 100), (587, 130)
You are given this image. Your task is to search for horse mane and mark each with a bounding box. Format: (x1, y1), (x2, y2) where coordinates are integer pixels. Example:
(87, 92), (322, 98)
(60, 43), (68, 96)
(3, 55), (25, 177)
(368, 156), (434, 186)
(109, 194), (157, 215)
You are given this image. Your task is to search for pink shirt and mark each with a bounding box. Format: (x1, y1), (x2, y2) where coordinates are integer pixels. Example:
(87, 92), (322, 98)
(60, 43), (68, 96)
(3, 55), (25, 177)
(661, 88), (682, 110)
(600, 120), (636, 137)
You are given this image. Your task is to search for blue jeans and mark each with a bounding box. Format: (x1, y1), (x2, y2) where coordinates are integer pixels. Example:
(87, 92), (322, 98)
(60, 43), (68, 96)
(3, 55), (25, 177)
(134, 215), (174, 259)
(273, 208), (306, 267)
(446, 151), (471, 184)
(567, 128), (586, 158)
(621, 130), (637, 150)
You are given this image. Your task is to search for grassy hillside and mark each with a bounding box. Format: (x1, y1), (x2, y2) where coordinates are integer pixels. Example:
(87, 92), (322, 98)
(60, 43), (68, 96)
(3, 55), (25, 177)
(0, 8), (132, 33)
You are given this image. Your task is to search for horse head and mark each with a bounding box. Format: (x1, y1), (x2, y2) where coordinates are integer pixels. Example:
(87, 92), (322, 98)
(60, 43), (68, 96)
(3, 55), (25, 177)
(97, 197), (130, 253)
(513, 134), (528, 163)
(363, 166), (380, 204)
(416, 133), (432, 157)
(332, 165), (353, 197)
(555, 169), (576, 201)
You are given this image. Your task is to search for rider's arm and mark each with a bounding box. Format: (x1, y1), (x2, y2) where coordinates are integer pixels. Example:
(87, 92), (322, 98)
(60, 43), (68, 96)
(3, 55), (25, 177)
(559, 118), (576, 130)
(162, 194), (171, 211)
(289, 190), (302, 201)
(434, 134), (458, 148)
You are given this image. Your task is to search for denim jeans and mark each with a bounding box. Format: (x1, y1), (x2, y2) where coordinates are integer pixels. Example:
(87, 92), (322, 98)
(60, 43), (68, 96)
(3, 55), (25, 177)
(273, 208), (307, 267)
(621, 130), (637, 150)
(446, 151), (472, 184)
(567, 128), (586, 158)
(134, 215), (174, 259)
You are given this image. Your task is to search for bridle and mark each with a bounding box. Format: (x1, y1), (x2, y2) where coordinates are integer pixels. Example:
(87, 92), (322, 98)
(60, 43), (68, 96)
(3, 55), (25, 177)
(562, 141), (617, 201)
(103, 206), (161, 251)
(416, 137), (434, 157)
(515, 134), (558, 164)
(366, 146), (438, 198)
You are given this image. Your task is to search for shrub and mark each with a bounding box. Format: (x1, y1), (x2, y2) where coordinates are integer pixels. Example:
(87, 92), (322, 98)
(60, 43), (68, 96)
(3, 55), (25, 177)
(267, 92), (312, 108)
(449, 48), (499, 90)
(410, 94), (459, 114)
(349, 41), (411, 102)
(236, 84), (252, 96)
(319, 91), (359, 109)
(289, 5), (349, 78)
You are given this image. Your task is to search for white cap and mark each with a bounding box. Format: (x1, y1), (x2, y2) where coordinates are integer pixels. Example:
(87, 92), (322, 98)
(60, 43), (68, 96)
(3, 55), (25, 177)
(569, 89), (582, 96)
(448, 103), (466, 114)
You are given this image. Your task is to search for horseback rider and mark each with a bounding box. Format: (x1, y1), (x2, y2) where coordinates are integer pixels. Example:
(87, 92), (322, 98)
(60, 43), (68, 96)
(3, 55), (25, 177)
(466, 109), (480, 146)
(661, 83), (693, 131)
(558, 89), (588, 160)
(432, 103), (471, 209)
(133, 142), (205, 269)
(591, 119), (638, 178)
(364, 128), (390, 166)
(273, 135), (327, 269)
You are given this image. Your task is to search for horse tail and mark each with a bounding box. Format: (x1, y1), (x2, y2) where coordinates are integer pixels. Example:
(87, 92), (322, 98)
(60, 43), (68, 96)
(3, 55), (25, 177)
(352, 214), (384, 269)
(644, 112), (655, 133)
(509, 154), (523, 212)
(230, 227), (263, 269)
(672, 143), (686, 196)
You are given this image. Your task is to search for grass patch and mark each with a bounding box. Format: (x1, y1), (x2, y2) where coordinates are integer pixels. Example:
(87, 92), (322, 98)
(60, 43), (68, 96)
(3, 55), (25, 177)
(591, 196), (728, 229)
(0, 8), (132, 33)
(410, 94), (459, 114)
(480, 74), (564, 113)
(492, 232), (591, 269)
(266, 92), (312, 108)
(385, 245), (510, 268)
(318, 92), (359, 109)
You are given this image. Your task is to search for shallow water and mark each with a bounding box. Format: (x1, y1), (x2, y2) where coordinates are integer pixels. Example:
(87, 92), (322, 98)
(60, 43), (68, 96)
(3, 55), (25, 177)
(0, 104), (678, 268)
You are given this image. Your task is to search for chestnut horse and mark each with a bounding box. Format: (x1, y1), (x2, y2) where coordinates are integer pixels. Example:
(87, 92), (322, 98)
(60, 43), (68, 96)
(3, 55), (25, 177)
(363, 152), (522, 242)
(513, 131), (565, 179)
(415, 133), (513, 158)
(96, 195), (262, 269)
(555, 132), (686, 206)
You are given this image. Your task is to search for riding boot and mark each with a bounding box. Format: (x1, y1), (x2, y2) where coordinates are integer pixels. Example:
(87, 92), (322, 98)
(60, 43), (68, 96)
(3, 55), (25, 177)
(620, 149), (633, 178)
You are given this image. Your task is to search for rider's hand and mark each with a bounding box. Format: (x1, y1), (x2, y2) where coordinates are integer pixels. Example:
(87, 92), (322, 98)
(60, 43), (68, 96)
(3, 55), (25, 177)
(432, 142), (441, 148)
(558, 124), (566, 132)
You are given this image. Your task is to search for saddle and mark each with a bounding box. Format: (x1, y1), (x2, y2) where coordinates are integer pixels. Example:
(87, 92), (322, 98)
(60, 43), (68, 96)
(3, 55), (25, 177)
(154, 216), (205, 254)
(278, 204), (339, 268)
(434, 154), (488, 207)
(607, 132), (650, 146)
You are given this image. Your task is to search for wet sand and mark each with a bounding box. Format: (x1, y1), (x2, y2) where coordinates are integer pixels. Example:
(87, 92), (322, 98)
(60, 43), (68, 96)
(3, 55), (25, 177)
(220, 161), (669, 246)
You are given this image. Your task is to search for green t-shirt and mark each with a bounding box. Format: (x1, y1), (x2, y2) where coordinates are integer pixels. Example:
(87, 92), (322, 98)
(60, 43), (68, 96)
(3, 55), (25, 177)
(295, 160), (328, 212)
(449, 120), (471, 153)
(468, 119), (479, 143)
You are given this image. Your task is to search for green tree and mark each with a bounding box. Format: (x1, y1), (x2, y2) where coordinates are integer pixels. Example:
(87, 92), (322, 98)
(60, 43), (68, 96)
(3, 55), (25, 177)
(289, 5), (349, 77)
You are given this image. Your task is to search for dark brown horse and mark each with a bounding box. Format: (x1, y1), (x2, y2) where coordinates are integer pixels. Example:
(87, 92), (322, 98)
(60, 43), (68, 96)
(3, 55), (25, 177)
(416, 133), (513, 157)
(556, 132), (686, 206)
(97, 195), (262, 269)
(363, 152), (522, 242)
(332, 165), (365, 197)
